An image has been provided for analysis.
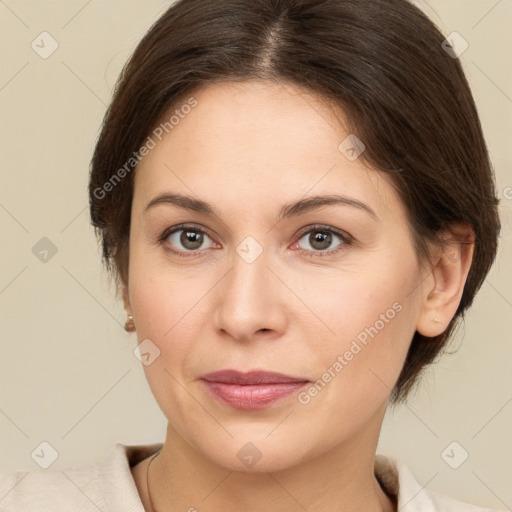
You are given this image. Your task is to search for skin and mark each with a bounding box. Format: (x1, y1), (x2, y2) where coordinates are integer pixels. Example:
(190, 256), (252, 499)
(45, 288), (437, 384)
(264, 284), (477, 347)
(123, 80), (474, 512)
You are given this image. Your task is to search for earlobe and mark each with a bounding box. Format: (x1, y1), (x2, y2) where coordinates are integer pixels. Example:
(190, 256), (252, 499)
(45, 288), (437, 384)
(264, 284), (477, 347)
(416, 224), (475, 337)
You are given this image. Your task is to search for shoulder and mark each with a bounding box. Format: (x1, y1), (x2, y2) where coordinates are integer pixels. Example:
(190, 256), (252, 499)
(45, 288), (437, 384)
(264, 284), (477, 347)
(0, 442), (162, 511)
(375, 453), (505, 512)
(0, 458), (104, 511)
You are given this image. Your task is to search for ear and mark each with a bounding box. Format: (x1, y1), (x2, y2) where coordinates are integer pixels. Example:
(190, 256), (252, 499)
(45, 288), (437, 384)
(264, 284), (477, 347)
(416, 224), (475, 337)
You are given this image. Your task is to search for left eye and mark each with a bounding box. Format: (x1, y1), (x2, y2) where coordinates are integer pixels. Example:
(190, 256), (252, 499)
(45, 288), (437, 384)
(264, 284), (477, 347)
(294, 227), (348, 254)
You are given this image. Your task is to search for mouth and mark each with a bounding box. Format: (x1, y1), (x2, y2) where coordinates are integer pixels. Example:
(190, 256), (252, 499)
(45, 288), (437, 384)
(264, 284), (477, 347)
(200, 369), (310, 409)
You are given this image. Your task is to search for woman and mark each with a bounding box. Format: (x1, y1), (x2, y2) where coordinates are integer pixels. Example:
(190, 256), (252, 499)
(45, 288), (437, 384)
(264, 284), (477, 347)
(0, 0), (504, 510)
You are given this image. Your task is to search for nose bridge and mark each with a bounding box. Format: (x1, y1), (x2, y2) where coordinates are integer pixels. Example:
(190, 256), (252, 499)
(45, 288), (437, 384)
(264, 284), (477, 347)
(214, 239), (286, 340)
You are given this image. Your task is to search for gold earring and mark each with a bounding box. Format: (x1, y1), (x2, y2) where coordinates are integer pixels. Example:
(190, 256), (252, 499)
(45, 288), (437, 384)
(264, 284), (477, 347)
(124, 313), (136, 332)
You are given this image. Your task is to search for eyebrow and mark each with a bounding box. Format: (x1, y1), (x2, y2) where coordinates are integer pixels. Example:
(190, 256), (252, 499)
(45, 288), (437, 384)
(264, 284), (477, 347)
(144, 193), (378, 221)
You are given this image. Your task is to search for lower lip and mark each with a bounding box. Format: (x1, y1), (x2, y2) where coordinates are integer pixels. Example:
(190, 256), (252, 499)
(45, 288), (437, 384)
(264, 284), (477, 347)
(201, 380), (308, 409)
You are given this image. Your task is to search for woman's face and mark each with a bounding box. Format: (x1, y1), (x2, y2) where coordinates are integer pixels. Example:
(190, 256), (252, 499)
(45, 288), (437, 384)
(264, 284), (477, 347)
(125, 80), (432, 472)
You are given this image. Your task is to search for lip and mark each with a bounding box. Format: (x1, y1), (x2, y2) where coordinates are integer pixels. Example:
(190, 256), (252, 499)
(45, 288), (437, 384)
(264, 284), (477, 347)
(201, 369), (308, 385)
(200, 370), (309, 409)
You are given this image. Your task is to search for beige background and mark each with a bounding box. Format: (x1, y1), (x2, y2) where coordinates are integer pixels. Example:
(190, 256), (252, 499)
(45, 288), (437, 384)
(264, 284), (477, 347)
(0, 0), (511, 509)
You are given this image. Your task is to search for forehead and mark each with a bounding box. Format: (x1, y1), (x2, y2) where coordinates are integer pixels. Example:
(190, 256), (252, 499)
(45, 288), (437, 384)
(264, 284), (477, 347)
(133, 80), (404, 224)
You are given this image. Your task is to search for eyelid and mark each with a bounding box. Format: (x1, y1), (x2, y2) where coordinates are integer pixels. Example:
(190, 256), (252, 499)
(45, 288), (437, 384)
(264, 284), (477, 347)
(159, 223), (214, 241)
(294, 224), (353, 243)
(158, 223), (217, 252)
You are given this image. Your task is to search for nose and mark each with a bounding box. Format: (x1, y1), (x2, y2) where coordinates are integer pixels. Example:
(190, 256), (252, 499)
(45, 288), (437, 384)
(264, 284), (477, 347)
(212, 247), (288, 343)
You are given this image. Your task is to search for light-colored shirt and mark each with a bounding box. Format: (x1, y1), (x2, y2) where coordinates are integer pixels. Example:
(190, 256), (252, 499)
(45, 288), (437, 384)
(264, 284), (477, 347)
(0, 443), (503, 511)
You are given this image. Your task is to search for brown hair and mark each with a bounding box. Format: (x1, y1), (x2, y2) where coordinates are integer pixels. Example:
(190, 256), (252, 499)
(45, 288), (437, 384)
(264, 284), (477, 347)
(89, 0), (501, 403)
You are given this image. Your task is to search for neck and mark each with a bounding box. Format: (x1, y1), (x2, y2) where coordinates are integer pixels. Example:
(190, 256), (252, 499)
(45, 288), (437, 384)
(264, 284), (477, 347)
(146, 405), (396, 512)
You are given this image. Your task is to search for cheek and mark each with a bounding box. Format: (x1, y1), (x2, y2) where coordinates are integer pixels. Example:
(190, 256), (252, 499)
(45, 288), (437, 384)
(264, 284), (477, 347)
(128, 265), (202, 420)
(127, 257), (213, 412)
(127, 243), (204, 339)
(305, 260), (419, 392)
(291, 278), (416, 451)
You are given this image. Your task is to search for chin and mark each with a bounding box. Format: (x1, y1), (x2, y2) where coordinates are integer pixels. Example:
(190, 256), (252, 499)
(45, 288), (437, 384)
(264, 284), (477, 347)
(194, 432), (314, 474)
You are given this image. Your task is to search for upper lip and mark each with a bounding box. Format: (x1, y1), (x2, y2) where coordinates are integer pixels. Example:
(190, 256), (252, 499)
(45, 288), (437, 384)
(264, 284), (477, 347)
(201, 369), (309, 385)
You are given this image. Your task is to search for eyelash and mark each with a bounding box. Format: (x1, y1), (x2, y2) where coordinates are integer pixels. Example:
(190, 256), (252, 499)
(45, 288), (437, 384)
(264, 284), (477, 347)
(157, 223), (354, 259)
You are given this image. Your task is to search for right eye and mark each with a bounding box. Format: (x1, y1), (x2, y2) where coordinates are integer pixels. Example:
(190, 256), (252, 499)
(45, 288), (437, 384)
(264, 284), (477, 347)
(159, 224), (218, 256)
